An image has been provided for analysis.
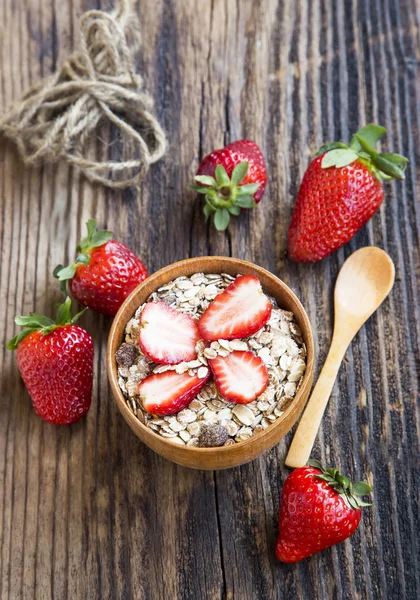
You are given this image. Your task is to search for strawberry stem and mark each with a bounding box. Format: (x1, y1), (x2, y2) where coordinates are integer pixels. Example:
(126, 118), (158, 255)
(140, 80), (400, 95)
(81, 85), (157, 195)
(192, 161), (259, 231)
(53, 219), (113, 292)
(7, 297), (87, 351)
(308, 459), (372, 510)
(319, 124), (408, 181)
(77, 219), (112, 254)
(220, 186), (232, 198)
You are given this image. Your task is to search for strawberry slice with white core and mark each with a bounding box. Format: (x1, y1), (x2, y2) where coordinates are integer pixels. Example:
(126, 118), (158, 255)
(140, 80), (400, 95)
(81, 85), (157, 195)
(208, 350), (268, 404)
(198, 275), (272, 341)
(138, 370), (210, 416)
(139, 301), (200, 364)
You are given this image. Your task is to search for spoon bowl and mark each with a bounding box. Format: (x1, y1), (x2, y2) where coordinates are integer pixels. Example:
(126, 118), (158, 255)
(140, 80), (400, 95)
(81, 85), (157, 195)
(286, 247), (395, 468)
(335, 246), (395, 323)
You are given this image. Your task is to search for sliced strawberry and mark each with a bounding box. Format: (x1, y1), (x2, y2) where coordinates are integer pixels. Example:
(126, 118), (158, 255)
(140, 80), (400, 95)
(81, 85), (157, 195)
(139, 302), (200, 364)
(208, 350), (268, 404)
(138, 370), (210, 416)
(198, 275), (272, 341)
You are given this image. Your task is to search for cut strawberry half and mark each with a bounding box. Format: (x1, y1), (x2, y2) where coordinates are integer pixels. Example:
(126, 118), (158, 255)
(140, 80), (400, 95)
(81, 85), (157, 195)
(139, 302), (200, 364)
(138, 370), (211, 416)
(208, 350), (268, 404)
(198, 275), (272, 341)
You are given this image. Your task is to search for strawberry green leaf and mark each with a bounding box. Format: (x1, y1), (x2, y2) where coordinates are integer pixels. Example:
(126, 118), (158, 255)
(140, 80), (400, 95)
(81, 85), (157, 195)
(190, 184), (213, 194)
(78, 218), (96, 250)
(56, 297), (73, 325)
(15, 314), (54, 328)
(321, 149), (359, 169)
(228, 205), (241, 216)
(378, 173), (394, 181)
(215, 164), (230, 186)
(53, 265), (69, 297)
(77, 219), (113, 253)
(349, 124), (387, 151)
(236, 195), (256, 209)
(78, 235), (88, 250)
(237, 183), (260, 196)
(327, 467), (339, 478)
(380, 153), (408, 168)
(337, 474), (351, 489)
(308, 459), (323, 470)
(231, 161), (249, 185)
(314, 142), (348, 158)
(90, 230), (112, 249)
(346, 494), (360, 510)
(7, 328), (37, 351)
(75, 254), (90, 266)
(310, 459), (372, 510)
(214, 208), (230, 231)
(353, 482), (372, 496)
(56, 264), (77, 281)
(54, 297), (86, 327)
(53, 264), (63, 278)
(316, 474), (333, 482)
(194, 175), (217, 186)
(373, 155), (405, 180)
(86, 218), (97, 239)
(205, 189), (218, 203)
(60, 281), (68, 297)
(203, 203), (213, 220)
(71, 306), (88, 324)
(354, 134), (376, 156)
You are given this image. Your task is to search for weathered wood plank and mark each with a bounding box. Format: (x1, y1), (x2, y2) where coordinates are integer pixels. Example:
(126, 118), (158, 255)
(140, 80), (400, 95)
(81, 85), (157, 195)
(0, 0), (419, 599)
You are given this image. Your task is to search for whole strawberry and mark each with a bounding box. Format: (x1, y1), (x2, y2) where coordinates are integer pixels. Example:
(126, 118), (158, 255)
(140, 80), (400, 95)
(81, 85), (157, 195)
(192, 139), (267, 230)
(7, 298), (94, 425)
(276, 460), (372, 563)
(288, 124), (408, 262)
(54, 219), (148, 316)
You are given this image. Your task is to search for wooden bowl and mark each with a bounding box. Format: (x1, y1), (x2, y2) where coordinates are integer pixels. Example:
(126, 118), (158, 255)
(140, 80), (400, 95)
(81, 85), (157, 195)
(107, 257), (314, 470)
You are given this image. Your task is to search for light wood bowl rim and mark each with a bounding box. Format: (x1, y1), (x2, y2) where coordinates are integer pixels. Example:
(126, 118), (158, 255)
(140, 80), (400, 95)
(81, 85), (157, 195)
(107, 257), (315, 466)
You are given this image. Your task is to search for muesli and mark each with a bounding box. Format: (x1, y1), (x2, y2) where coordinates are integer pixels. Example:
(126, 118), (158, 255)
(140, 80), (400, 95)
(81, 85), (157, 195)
(116, 273), (307, 447)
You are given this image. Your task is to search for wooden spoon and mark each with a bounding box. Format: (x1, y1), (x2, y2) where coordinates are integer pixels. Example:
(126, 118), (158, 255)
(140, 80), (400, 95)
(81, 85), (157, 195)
(286, 246), (395, 468)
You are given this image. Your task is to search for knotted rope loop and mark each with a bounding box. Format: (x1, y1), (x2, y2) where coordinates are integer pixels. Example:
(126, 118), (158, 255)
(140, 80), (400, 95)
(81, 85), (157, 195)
(0, 1), (167, 188)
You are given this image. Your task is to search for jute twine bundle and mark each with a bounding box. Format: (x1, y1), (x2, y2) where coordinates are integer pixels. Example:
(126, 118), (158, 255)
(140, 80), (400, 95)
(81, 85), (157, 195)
(0, 0), (167, 189)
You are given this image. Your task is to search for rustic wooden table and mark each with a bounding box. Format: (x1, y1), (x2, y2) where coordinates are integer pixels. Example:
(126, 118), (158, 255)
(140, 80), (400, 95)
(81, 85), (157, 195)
(1, 1), (419, 599)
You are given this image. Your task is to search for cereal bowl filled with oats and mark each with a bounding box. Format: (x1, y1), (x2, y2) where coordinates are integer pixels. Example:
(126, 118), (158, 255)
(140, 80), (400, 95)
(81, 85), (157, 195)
(107, 257), (314, 470)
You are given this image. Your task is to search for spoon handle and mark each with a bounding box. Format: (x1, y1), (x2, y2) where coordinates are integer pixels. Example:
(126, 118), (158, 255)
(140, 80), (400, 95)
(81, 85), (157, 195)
(285, 339), (348, 468)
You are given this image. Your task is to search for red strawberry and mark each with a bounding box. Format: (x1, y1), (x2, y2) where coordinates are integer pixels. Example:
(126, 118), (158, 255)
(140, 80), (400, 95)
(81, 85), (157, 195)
(276, 460), (372, 563)
(198, 275), (272, 341)
(208, 350), (268, 404)
(138, 301), (200, 364)
(288, 124), (408, 262)
(7, 298), (94, 425)
(54, 219), (148, 316)
(138, 369), (210, 416)
(192, 139), (267, 230)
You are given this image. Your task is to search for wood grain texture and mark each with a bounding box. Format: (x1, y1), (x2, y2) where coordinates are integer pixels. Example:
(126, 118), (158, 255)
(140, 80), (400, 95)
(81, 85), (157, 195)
(0, 0), (419, 599)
